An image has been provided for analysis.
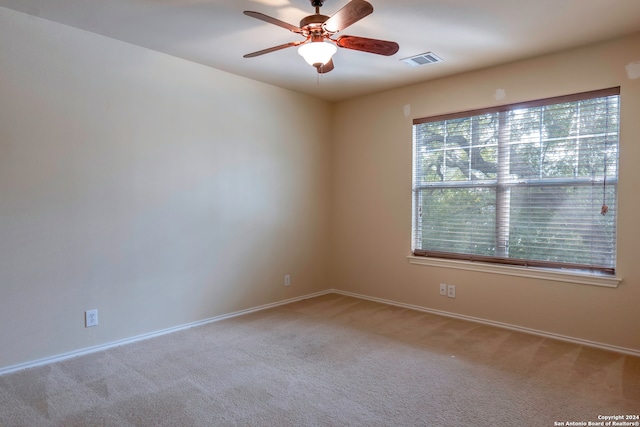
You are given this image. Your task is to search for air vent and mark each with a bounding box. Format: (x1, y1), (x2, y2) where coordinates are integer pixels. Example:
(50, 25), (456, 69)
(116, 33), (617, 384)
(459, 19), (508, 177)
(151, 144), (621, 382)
(401, 52), (443, 67)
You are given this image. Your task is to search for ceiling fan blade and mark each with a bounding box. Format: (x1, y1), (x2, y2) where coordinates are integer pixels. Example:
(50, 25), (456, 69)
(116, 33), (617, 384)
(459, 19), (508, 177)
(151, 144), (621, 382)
(317, 58), (335, 74)
(243, 41), (304, 58)
(243, 11), (302, 34)
(336, 35), (399, 56)
(322, 0), (373, 33)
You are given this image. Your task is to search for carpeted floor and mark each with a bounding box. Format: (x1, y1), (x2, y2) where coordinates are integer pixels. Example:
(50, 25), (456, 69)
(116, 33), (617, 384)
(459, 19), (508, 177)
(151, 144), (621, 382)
(1, 293), (639, 426)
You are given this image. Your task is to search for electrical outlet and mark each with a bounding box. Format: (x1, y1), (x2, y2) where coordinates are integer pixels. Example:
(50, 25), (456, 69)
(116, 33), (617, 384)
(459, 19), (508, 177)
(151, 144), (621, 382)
(439, 284), (447, 296)
(284, 274), (291, 287)
(85, 309), (98, 328)
(447, 284), (456, 298)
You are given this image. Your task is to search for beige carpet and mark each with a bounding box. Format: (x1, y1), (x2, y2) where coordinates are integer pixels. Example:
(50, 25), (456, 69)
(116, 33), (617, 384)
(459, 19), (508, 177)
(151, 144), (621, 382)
(0, 293), (639, 426)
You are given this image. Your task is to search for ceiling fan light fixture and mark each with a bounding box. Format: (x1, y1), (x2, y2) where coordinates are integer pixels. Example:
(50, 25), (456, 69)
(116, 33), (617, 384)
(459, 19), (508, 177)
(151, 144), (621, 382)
(244, 0), (398, 74)
(298, 41), (337, 67)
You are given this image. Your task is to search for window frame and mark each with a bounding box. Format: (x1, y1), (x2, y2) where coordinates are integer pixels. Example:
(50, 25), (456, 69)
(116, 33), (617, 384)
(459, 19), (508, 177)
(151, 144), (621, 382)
(411, 87), (621, 279)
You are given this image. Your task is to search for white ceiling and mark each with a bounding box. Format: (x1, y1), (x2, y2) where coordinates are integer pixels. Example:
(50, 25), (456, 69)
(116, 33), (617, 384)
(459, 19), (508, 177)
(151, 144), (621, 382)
(2, 0), (640, 101)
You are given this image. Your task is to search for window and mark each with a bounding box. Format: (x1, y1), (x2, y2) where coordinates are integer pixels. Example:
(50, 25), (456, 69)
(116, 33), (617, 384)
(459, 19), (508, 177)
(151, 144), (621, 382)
(412, 88), (620, 274)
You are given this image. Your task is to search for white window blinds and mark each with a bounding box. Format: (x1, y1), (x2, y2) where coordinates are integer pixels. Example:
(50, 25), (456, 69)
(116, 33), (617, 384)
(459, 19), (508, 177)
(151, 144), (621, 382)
(412, 88), (620, 274)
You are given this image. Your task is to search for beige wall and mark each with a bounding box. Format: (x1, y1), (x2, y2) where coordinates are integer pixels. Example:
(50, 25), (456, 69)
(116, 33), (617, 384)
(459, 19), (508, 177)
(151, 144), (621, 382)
(1, 6), (638, 371)
(0, 7), (331, 369)
(331, 32), (640, 352)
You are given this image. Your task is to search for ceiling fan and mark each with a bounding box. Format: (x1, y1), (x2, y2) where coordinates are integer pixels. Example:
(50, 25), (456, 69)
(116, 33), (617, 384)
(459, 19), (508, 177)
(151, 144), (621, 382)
(243, 0), (399, 74)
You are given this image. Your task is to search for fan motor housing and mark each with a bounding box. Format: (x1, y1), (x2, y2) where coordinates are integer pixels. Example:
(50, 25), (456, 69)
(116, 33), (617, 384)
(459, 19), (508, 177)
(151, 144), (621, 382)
(300, 14), (330, 36)
(299, 14), (329, 28)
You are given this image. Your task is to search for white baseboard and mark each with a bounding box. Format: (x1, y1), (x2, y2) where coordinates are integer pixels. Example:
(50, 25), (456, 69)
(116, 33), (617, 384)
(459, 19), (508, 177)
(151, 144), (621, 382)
(2, 287), (637, 376)
(331, 289), (640, 357)
(0, 290), (333, 377)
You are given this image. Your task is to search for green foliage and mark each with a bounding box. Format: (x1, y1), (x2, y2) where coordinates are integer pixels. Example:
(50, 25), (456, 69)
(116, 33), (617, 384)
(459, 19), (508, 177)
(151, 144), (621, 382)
(420, 188), (495, 256)
(414, 95), (619, 268)
(508, 186), (616, 266)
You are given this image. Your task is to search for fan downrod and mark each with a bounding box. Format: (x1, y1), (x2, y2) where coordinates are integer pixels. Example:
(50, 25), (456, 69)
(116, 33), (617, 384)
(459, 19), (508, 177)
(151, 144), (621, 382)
(311, 0), (324, 13)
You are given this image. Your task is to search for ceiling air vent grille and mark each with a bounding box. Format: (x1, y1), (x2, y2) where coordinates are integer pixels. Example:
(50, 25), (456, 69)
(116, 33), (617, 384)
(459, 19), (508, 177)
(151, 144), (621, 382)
(401, 52), (443, 67)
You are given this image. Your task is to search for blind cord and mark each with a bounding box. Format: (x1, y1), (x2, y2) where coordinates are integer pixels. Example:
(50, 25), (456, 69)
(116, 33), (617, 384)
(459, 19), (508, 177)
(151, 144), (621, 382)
(601, 98), (611, 216)
(601, 154), (608, 215)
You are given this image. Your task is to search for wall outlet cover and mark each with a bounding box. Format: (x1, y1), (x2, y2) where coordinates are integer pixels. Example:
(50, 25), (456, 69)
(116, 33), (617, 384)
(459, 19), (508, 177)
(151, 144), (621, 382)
(447, 284), (456, 298)
(85, 309), (98, 327)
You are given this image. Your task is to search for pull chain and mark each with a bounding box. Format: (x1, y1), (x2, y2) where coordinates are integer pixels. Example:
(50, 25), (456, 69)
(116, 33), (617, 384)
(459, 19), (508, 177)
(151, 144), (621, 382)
(601, 152), (608, 215)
